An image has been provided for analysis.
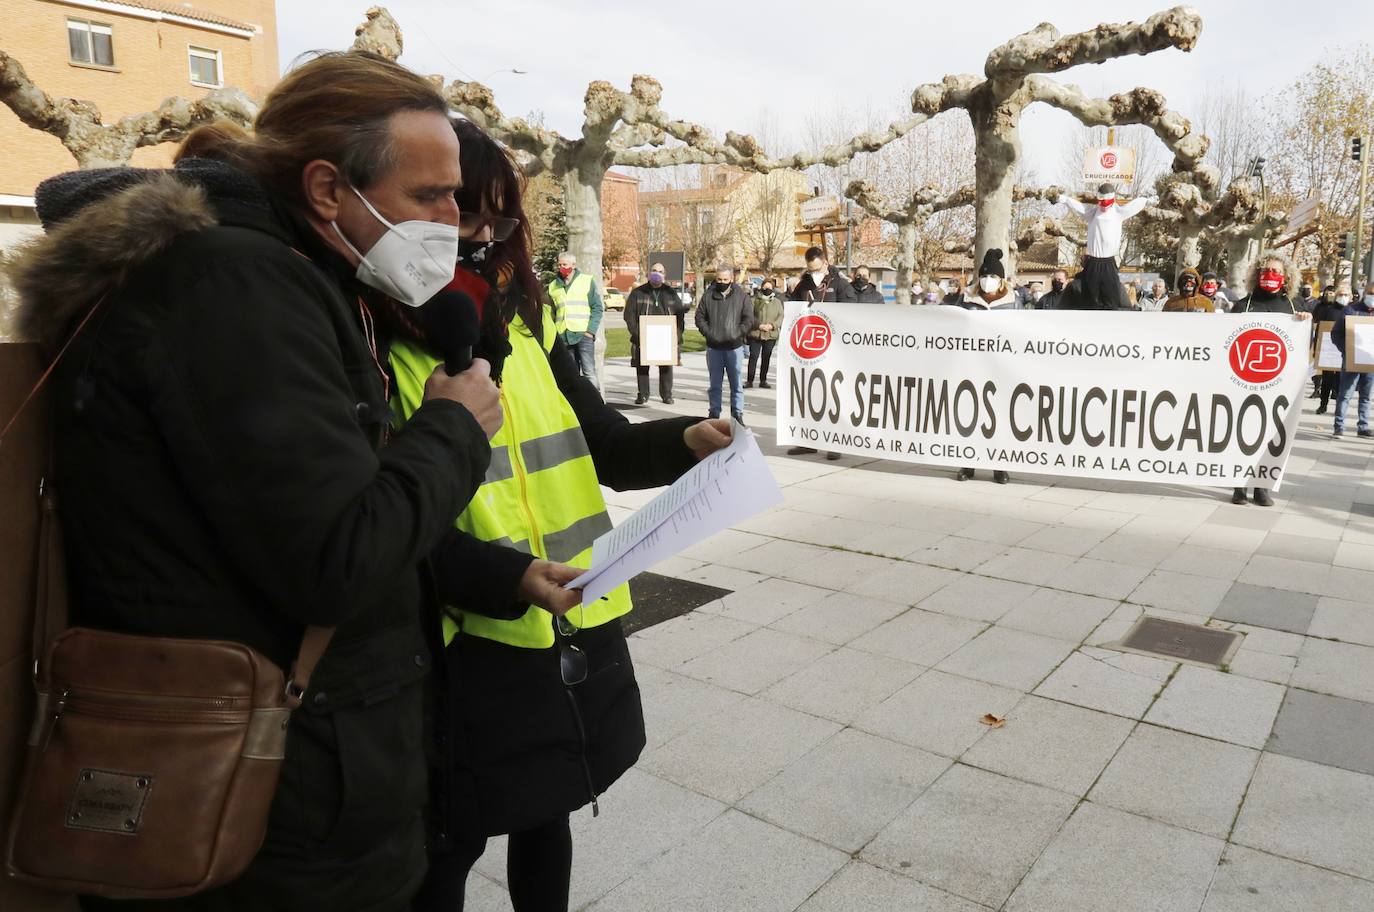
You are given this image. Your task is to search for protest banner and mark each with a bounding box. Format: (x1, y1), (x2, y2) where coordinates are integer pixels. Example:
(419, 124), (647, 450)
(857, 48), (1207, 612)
(776, 302), (1308, 489)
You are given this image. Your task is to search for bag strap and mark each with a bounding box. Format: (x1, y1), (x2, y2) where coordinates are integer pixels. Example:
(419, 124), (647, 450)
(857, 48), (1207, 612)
(284, 626), (335, 708)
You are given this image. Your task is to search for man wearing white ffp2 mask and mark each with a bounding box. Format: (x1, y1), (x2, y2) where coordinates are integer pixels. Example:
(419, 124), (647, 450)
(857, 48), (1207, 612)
(331, 186), (460, 307)
(791, 246), (857, 305)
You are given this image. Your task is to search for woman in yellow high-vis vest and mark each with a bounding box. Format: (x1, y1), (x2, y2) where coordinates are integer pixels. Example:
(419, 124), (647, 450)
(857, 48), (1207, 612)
(385, 120), (731, 912)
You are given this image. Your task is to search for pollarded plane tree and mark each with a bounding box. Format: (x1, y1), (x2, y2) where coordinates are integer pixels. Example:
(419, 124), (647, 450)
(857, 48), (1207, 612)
(905, 6), (1213, 276)
(1141, 173), (1287, 285)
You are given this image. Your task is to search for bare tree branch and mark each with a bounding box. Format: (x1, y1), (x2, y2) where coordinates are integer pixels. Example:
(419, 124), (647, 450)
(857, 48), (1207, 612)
(984, 6), (1203, 80)
(352, 6), (403, 60)
(0, 48), (255, 168)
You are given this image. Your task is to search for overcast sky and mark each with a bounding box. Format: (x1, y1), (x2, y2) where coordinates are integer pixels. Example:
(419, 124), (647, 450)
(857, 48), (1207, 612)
(277, 0), (1372, 183)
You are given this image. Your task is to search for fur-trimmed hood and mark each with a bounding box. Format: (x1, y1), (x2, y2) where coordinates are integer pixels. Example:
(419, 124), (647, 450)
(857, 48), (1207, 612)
(6, 159), (275, 345)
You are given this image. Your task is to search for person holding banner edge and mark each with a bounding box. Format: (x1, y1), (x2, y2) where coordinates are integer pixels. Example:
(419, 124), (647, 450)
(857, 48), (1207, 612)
(1232, 254), (1310, 506)
(787, 247), (856, 459)
(955, 248), (1013, 484)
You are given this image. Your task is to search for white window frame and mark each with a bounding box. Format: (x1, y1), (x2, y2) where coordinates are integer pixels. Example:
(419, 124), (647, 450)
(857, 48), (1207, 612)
(188, 46), (223, 88)
(67, 18), (114, 68)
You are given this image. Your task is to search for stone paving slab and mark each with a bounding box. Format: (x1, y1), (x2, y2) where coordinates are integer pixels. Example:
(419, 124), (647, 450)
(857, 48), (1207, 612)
(768, 591), (911, 646)
(855, 669), (1023, 758)
(1004, 802), (1224, 912)
(640, 696), (841, 804)
(1291, 638), (1374, 702)
(862, 764), (1078, 909)
(934, 626), (1076, 692)
(1144, 665), (1286, 749)
(739, 727), (949, 853)
(1266, 687), (1374, 775)
(1033, 649), (1174, 719)
(849, 607), (986, 667)
(763, 645), (923, 726)
(677, 626), (835, 694)
(961, 695), (1134, 795)
(796, 861), (991, 912)
(997, 588), (1119, 643)
(1212, 581), (1319, 634)
(1232, 753), (1374, 880)
(1087, 723), (1259, 838)
(1201, 844), (1374, 912)
(587, 809), (847, 912)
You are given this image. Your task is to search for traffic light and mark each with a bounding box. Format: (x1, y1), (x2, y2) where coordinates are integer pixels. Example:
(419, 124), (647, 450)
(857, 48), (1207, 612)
(1342, 232), (1356, 260)
(1354, 136), (1364, 162)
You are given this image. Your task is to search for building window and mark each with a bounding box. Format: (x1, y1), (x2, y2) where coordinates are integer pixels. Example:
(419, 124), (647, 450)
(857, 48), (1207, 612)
(68, 19), (114, 68)
(188, 47), (222, 88)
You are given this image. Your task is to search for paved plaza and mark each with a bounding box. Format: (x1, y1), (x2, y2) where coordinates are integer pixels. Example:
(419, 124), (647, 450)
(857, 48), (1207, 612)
(469, 351), (1374, 912)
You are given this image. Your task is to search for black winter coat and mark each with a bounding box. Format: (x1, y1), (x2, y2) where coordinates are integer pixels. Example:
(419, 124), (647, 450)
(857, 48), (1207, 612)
(624, 282), (686, 367)
(1236, 291), (1297, 314)
(791, 266), (857, 303)
(13, 160), (490, 912)
(695, 282), (756, 349)
(851, 279), (885, 303)
(408, 306), (700, 839)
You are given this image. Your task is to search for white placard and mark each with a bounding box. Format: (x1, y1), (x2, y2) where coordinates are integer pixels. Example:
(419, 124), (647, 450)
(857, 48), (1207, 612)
(1353, 322), (1374, 371)
(641, 317), (677, 366)
(777, 303), (1308, 491)
(1083, 146), (1137, 183)
(1318, 322), (1343, 371)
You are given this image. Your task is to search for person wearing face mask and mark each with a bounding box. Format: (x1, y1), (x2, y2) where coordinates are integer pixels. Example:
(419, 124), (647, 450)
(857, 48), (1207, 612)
(1232, 255), (1311, 506)
(1330, 282), (1374, 441)
(1139, 278), (1169, 312)
(1197, 271), (1223, 309)
(746, 277), (785, 388)
(791, 246), (858, 305)
(1037, 269), (1069, 309)
(851, 265), (886, 303)
(625, 261), (686, 404)
(1295, 283), (1317, 314)
(1164, 267), (1214, 313)
(1056, 183), (1149, 310)
(787, 248), (855, 458)
(1312, 285), (1345, 410)
(383, 122), (733, 912)
(954, 249), (1014, 484)
(911, 280), (924, 302)
(8, 53), (504, 912)
(549, 252), (604, 392)
(942, 276), (968, 307)
(923, 290), (942, 305)
(695, 264), (756, 424)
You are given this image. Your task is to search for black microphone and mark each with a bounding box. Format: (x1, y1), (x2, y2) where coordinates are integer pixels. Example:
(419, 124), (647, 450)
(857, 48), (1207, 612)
(417, 290), (480, 376)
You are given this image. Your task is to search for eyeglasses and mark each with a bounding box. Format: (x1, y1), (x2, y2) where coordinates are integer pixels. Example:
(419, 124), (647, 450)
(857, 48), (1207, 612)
(458, 212), (520, 242)
(555, 610), (587, 686)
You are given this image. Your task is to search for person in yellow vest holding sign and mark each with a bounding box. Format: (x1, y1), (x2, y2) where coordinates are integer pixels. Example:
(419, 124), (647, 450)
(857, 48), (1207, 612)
(389, 119), (733, 912)
(548, 251), (604, 391)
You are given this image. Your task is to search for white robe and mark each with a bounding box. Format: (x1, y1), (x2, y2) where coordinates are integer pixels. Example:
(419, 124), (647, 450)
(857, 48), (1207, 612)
(1063, 197), (1149, 259)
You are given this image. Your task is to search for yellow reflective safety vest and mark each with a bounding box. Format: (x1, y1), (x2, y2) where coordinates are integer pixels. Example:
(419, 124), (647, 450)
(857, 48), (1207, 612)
(389, 308), (632, 649)
(548, 272), (594, 334)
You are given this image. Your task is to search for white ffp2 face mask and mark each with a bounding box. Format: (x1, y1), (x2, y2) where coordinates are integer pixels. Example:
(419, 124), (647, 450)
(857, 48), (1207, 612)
(979, 276), (1001, 294)
(810, 269), (827, 284)
(331, 187), (459, 307)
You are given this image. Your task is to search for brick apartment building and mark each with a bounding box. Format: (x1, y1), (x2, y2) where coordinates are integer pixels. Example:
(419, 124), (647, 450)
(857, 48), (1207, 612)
(0, 0), (279, 249)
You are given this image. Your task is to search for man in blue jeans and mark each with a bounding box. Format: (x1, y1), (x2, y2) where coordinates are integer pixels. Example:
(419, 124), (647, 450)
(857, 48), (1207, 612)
(1331, 282), (1374, 438)
(694, 264), (755, 423)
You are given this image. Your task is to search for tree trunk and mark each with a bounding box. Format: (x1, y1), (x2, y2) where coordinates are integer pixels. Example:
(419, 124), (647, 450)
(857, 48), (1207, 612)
(562, 160), (608, 388)
(893, 221), (917, 305)
(1225, 232), (1262, 293)
(1175, 227), (1202, 274)
(971, 104), (1021, 277)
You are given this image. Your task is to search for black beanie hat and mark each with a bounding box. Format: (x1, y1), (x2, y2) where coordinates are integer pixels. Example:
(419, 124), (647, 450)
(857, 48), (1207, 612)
(978, 248), (1006, 279)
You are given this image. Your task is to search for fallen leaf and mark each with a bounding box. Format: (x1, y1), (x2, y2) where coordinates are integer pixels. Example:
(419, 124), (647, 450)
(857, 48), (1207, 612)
(979, 713), (1005, 729)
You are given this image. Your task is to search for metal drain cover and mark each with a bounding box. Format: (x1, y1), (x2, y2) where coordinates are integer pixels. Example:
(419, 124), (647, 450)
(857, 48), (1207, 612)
(1112, 616), (1242, 668)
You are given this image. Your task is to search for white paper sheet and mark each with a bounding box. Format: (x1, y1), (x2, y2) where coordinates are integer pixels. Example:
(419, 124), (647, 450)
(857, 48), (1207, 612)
(642, 322), (676, 364)
(568, 418), (782, 604)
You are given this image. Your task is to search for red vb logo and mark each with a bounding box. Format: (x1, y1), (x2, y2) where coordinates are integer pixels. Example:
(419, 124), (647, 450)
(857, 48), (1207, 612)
(1100, 151), (1117, 169)
(1228, 328), (1287, 384)
(790, 314), (833, 359)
